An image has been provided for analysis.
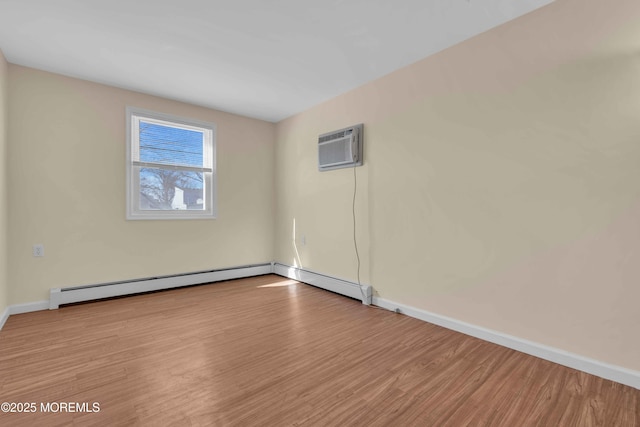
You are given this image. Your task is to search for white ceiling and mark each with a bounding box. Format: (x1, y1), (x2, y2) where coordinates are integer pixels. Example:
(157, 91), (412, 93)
(0, 0), (553, 122)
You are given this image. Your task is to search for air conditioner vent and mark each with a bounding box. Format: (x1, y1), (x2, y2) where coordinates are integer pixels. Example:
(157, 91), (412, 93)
(319, 129), (350, 143)
(318, 124), (363, 171)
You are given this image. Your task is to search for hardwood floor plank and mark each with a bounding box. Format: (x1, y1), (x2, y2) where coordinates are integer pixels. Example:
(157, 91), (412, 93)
(0, 275), (637, 426)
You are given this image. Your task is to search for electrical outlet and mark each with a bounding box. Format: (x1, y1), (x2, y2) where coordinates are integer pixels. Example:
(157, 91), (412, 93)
(33, 244), (45, 257)
(301, 235), (306, 245)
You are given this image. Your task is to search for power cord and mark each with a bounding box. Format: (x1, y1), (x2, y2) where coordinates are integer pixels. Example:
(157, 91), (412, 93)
(353, 155), (395, 313)
(353, 163), (365, 302)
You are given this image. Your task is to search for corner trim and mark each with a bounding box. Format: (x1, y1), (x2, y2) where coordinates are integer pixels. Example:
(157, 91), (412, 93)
(373, 296), (640, 390)
(0, 306), (9, 331)
(273, 263), (372, 305)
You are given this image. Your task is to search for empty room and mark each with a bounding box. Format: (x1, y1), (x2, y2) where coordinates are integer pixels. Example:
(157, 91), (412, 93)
(0, 0), (639, 425)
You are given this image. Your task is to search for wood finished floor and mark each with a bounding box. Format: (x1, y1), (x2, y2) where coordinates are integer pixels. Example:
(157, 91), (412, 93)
(0, 275), (637, 426)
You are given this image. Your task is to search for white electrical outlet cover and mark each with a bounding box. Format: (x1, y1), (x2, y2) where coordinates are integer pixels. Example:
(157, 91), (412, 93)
(33, 244), (45, 257)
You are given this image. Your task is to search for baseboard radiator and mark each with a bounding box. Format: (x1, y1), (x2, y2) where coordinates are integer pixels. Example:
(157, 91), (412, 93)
(273, 263), (372, 305)
(49, 263), (273, 309)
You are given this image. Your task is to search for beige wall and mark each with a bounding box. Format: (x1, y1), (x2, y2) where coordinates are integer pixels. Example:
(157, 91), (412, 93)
(275, 0), (640, 371)
(0, 50), (8, 315)
(8, 66), (275, 304)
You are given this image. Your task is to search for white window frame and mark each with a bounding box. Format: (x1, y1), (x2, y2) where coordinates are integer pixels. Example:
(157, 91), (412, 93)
(126, 107), (217, 220)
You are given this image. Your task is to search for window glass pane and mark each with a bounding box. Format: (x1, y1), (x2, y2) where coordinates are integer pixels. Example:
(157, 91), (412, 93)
(139, 167), (204, 211)
(139, 120), (204, 168)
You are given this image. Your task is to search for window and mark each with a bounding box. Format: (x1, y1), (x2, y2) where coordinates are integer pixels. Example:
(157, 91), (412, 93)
(126, 107), (216, 220)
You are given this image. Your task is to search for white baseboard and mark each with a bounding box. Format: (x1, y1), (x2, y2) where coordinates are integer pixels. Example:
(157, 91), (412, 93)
(9, 300), (50, 315)
(0, 301), (50, 332)
(49, 263), (273, 309)
(373, 296), (640, 390)
(273, 263), (372, 305)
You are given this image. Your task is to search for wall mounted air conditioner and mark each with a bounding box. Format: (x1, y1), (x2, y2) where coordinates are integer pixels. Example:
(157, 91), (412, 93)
(318, 124), (363, 171)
